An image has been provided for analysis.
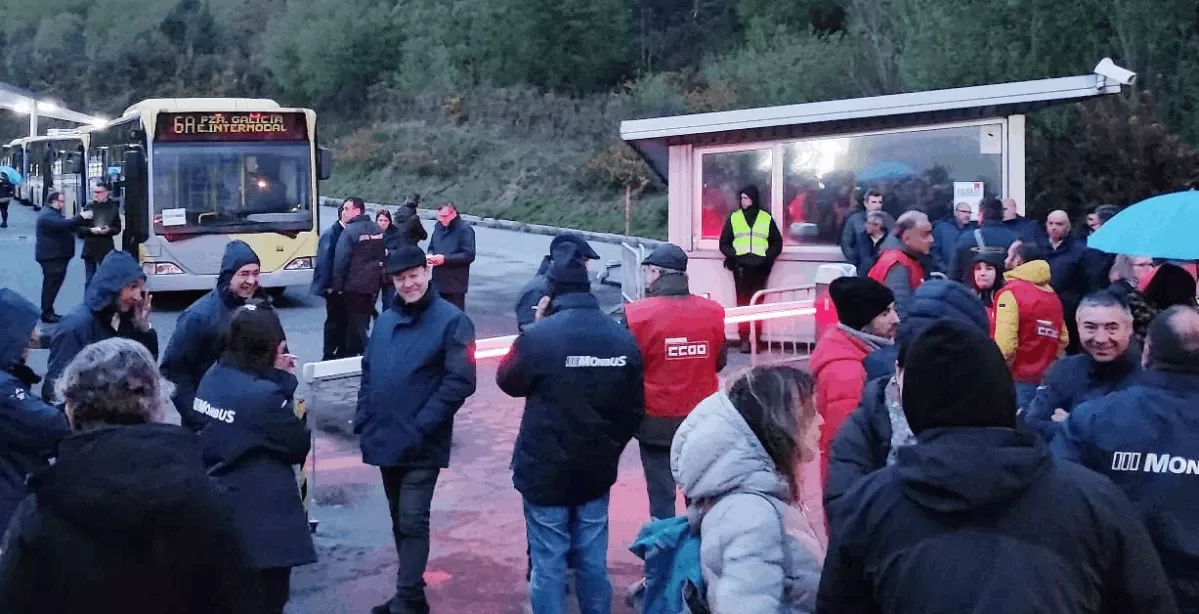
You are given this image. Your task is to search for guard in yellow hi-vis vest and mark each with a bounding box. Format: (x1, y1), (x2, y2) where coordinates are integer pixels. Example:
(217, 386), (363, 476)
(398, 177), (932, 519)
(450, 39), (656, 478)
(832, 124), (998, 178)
(718, 184), (782, 353)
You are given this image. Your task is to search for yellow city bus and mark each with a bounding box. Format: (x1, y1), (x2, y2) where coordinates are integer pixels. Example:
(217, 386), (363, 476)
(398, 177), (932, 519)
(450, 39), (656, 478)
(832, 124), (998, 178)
(80, 98), (332, 293)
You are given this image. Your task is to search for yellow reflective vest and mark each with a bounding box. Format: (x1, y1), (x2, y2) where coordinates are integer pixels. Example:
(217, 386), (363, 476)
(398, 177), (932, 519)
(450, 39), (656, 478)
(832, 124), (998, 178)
(729, 209), (773, 256)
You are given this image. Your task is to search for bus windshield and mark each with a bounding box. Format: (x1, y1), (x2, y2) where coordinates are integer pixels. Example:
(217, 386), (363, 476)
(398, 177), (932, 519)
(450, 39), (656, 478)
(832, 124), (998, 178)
(152, 142), (313, 236)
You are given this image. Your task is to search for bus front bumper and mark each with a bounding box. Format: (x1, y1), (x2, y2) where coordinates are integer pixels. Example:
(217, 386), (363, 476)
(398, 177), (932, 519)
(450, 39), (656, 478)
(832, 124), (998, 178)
(145, 269), (314, 293)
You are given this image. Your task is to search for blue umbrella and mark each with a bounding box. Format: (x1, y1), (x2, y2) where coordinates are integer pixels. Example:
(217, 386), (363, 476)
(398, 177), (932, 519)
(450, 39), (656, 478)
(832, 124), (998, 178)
(1088, 190), (1199, 260)
(856, 161), (915, 183)
(0, 166), (22, 185)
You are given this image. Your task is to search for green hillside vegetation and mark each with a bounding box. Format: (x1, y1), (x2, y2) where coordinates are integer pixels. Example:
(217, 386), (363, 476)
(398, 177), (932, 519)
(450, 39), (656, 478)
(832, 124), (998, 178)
(3, 0), (1199, 238)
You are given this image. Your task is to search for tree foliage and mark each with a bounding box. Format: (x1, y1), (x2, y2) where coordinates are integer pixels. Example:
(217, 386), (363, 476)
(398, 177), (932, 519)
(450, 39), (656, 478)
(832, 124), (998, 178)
(1027, 94), (1199, 220)
(2, 0), (1199, 235)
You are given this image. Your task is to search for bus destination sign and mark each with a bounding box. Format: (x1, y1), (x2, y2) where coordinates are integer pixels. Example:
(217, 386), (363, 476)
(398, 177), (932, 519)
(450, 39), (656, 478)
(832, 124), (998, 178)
(155, 112), (309, 142)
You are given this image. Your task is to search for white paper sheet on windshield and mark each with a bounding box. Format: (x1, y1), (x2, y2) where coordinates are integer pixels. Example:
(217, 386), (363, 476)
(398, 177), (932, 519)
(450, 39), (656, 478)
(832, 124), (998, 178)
(161, 208), (187, 227)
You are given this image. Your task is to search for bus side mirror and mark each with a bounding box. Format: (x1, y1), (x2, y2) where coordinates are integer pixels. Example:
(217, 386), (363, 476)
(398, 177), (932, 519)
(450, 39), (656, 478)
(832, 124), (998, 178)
(317, 147), (333, 181)
(123, 149), (145, 180)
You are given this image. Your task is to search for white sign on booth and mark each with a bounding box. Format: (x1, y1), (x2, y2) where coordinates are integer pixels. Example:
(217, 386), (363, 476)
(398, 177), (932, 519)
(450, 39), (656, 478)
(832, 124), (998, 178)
(953, 182), (985, 216)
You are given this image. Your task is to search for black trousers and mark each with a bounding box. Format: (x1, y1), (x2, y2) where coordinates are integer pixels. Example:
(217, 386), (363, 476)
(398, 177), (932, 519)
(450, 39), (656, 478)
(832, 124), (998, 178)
(733, 266), (770, 343)
(439, 292), (466, 312)
(344, 292), (376, 357)
(639, 442), (677, 520)
(381, 467), (440, 613)
(322, 292), (349, 360)
(0, 198), (8, 224)
(256, 567), (291, 614)
(39, 260), (68, 316)
(84, 258), (100, 289)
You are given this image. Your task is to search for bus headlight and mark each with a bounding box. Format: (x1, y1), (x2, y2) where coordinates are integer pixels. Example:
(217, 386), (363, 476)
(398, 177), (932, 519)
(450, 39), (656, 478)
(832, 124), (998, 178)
(284, 257), (313, 270)
(143, 262), (184, 275)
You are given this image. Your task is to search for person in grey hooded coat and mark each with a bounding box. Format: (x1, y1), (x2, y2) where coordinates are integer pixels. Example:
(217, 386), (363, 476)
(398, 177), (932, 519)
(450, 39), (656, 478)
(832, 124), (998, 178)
(672, 365), (825, 614)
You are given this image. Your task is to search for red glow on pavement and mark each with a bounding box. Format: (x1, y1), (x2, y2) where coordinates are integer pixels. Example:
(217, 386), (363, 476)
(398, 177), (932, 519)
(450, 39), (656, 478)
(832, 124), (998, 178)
(471, 301), (816, 360)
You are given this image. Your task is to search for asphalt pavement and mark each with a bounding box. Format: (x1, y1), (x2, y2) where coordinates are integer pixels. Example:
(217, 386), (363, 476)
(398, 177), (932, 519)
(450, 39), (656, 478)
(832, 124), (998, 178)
(0, 201), (660, 613)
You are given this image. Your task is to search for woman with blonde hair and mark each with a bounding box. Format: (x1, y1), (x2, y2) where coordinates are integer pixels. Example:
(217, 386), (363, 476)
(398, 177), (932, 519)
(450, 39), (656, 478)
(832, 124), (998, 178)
(671, 365), (825, 613)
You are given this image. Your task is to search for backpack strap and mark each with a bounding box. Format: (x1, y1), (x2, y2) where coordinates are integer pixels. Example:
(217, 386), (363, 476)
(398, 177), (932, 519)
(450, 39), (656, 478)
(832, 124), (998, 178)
(974, 228), (987, 251)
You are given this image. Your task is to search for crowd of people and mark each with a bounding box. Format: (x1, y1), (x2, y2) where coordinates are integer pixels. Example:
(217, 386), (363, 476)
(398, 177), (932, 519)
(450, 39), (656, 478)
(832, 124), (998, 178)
(1, 184), (1198, 614)
(0, 193), (480, 613)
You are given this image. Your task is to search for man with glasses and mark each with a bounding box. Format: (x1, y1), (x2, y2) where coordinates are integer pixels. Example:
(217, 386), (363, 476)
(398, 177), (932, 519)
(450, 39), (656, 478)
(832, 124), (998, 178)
(76, 184), (122, 288)
(35, 191), (91, 323)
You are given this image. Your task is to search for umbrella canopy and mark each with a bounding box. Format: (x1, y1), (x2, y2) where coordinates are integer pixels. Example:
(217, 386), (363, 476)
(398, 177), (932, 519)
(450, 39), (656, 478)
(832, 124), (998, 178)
(1088, 190), (1199, 260)
(0, 166), (21, 185)
(857, 161), (915, 183)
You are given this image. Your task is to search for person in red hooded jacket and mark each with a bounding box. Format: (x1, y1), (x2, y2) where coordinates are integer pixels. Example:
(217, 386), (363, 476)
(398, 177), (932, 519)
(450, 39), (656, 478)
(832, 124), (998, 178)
(810, 277), (898, 483)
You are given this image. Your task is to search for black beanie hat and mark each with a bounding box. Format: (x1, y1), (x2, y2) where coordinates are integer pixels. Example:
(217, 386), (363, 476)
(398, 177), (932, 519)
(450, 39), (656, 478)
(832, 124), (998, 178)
(829, 276), (895, 331)
(901, 320), (1017, 435)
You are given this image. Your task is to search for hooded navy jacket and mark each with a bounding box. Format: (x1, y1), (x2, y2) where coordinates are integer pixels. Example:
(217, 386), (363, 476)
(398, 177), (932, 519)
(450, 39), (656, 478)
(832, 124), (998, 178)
(196, 359), (315, 570)
(1053, 369), (1199, 610)
(393, 203), (427, 247)
(356, 288), (476, 468)
(497, 291), (645, 507)
(43, 251), (158, 401)
(818, 428), (1177, 614)
(0, 289), (69, 534)
(863, 279), (990, 380)
(1021, 343), (1141, 442)
(0, 424), (256, 614)
(162, 241), (267, 431)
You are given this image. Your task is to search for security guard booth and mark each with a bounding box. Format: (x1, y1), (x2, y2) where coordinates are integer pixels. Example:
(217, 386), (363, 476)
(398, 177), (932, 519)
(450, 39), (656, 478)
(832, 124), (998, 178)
(620, 59), (1133, 343)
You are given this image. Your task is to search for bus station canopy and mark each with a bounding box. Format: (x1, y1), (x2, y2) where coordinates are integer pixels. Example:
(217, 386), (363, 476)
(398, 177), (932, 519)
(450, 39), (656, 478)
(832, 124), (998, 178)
(621, 66), (1129, 182)
(0, 81), (106, 126)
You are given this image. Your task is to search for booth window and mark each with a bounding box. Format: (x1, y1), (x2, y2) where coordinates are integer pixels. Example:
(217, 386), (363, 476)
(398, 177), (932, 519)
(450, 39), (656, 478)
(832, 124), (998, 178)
(698, 149), (772, 241)
(780, 123), (1003, 246)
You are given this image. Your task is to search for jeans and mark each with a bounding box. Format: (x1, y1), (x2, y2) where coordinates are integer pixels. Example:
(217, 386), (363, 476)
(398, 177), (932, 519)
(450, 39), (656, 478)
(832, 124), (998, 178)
(256, 567), (291, 614)
(39, 260), (68, 316)
(524, 493), (612, 614)
(381, 467), (441, 613)
(639, 442), (676, 520)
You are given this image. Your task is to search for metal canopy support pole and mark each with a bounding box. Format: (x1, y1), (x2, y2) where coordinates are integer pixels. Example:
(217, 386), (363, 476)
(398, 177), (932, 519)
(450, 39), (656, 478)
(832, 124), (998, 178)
(28, 108), (37, 137)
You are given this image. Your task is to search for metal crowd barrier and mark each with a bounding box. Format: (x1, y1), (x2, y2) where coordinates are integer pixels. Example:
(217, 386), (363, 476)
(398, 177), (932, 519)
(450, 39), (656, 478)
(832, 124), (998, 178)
(619, 242), (649, 303)
(301, 300), (815, 384)
(749, 284), (818, 367)
(293, 397), (317, 533)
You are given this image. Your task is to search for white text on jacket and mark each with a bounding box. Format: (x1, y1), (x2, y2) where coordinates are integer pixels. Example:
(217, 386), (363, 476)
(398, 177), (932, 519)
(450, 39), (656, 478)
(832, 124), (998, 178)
(564, 355), (628, 368)
(1111, 451), (1199, 474)
(665, 337), (708, 361)
(193, 398), (237, 424)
